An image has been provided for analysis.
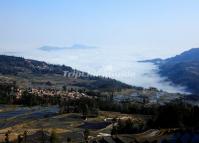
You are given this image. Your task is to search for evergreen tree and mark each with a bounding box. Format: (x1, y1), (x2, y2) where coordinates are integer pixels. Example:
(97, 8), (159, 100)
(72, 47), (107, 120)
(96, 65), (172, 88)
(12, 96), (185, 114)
(5, 131), (10, 143)
(23, 130), (27, 143)
(83, 129), (90, 143)
(67, 137), (71, 143)
(17, 134), (23, 143)
(50, 129), (58, 143)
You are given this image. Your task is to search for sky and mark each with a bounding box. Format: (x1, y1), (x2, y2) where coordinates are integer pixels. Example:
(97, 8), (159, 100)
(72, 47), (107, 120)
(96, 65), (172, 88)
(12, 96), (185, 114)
(0, 0), (199, 93)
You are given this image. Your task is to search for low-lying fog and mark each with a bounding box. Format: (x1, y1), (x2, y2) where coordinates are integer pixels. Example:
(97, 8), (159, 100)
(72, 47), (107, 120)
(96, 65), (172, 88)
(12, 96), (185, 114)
(5, 46), (188, 94)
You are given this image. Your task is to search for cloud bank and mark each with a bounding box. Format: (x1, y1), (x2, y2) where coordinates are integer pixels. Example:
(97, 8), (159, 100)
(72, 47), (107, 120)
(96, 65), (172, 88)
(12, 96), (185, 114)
(8, 44), (188, 94)
(39, 44), (97, 52)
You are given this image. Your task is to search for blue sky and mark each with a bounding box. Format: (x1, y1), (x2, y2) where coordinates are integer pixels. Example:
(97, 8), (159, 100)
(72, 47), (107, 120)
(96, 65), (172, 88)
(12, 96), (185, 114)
(0, 0), (198, 93)
(1, 0), (199, 58)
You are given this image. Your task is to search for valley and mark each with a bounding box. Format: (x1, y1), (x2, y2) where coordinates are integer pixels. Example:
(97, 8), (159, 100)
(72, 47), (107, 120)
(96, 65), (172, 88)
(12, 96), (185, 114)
(0, 51), (199, 143)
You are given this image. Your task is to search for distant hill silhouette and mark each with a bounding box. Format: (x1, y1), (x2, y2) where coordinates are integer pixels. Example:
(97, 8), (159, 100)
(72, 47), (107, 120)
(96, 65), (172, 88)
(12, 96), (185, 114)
(142, 48), (199, 94)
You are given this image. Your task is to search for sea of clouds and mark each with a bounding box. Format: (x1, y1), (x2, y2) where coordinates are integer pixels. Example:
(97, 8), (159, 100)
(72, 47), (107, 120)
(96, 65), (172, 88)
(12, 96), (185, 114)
(2, 45), (188, 94)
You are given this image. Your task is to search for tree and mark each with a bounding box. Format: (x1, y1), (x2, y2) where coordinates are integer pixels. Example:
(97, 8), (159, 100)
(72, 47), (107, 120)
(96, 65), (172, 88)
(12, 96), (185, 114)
(111, 125), (118, 136)
(62, 85), (67, 91)
(161, 139), (170, 143)
(17, 134), (23, 143)
(176, 138), (182, 143)
(40, 129), (46, 143)
(83, 129), (90, 142)
(50, 129), (59, 143)
(67, 137), (71, 143)
(5, 130), (10, 143)
(151, 140), (157, 143)
(24, 131), (27, 143)
(81, 103), (89, 119)
(154, 104), (183, 128)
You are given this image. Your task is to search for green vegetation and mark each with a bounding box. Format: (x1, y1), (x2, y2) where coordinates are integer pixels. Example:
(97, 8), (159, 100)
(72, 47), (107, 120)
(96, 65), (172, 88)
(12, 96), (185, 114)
(50, 129), (59, 143)
(83, 129), (90, 142)
(150, 103), (199, 129)
(0, 81), (17, 104)
(112, 118), (143, 134)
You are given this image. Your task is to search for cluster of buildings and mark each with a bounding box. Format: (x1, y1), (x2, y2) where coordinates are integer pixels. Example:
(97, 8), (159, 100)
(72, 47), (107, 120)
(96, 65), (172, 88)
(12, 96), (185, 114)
(15, 88), (90, 100)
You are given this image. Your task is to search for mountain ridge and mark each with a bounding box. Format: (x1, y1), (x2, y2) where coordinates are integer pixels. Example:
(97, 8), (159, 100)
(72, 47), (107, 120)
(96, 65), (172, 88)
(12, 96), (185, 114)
(141, 48), (199, 94)
(0, 55), (132, 91)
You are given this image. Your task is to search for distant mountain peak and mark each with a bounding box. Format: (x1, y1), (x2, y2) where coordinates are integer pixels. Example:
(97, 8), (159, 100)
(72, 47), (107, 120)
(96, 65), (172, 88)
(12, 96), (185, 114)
(39, 44), (97, 52)
(39, 46), (66, 51)
(71, 44), (97, 49)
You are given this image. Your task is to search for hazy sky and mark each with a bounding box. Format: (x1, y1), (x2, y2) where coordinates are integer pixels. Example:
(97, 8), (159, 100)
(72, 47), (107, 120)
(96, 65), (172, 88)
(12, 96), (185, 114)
(1, 0), (199, 58)
(0, 0), (198, 93)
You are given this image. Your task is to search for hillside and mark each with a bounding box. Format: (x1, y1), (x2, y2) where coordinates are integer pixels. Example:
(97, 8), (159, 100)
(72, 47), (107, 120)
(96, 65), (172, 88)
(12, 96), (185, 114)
(142, 48), (199, 94)
(165, 48), (199, 63)
(0, 55), (132, 91)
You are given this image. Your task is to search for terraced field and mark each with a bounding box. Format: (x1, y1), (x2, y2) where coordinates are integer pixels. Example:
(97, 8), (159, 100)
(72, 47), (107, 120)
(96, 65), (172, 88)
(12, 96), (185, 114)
(1, 106), (198, 143)
(0, 106), (122, 142)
